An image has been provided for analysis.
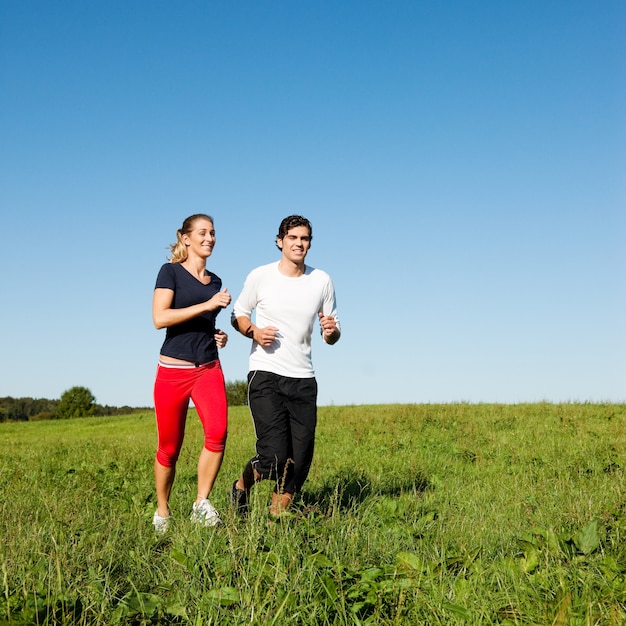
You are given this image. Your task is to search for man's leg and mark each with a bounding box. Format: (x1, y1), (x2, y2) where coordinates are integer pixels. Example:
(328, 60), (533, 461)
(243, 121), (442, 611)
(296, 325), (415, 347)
(270, 491), (294, 516)
(283, 376), (318, 496)
(248, 371), (292, 482)
(235, 459), (260, 491)
(268, 377), (317, 517)
(231, 371), (291, 512)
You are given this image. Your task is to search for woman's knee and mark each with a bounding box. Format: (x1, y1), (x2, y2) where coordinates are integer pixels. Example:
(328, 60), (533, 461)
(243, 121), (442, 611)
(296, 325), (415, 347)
(204, 433), (227, 453)
(156, 447), (179, 467)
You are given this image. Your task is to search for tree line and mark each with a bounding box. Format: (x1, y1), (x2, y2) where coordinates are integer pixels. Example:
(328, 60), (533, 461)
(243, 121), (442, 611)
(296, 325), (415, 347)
(0, 380), (248, 422)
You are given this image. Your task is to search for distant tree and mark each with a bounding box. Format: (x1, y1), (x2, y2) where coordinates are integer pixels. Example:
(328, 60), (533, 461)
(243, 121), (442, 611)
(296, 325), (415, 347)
(94, 404), (150, 416)
(30, 411), (55, 421)
(226, 380), (248, 406)
(0, 396), (58, 422)
(0, 394), (151, 421)
(56, 386), (97, 419)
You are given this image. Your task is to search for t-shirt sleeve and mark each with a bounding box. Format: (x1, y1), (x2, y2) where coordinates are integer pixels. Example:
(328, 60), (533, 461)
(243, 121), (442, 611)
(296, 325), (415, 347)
(155, 264), (176, 290)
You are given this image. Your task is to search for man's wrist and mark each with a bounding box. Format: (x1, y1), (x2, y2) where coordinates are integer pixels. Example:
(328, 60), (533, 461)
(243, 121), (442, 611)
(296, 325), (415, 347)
(231, 314), (255, 339)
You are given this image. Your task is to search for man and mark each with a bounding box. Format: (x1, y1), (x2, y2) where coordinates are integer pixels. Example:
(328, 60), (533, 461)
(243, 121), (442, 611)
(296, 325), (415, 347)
(230, 215), (341, 517)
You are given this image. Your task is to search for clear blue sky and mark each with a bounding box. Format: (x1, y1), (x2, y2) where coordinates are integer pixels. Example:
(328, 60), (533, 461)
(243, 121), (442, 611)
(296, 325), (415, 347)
(1, 1), (624, 407)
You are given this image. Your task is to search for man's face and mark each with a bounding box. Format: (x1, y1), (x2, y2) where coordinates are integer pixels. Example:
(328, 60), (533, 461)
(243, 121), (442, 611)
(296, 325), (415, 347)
(277, 225), (312, 264)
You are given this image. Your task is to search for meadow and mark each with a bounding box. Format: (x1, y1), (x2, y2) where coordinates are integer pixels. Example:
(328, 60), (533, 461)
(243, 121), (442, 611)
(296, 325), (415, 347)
(1, 403), (625, 625)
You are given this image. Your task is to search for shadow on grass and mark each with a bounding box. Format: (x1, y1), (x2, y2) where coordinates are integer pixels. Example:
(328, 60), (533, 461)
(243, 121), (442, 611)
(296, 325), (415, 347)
(302, 471), (430, 513)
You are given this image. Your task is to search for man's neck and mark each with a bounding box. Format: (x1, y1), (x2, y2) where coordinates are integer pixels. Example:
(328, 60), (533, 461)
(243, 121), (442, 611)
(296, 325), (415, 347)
(278, 258), (305, 277)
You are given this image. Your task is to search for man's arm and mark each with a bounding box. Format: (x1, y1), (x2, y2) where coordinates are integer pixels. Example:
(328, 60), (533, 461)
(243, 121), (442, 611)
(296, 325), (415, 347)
(230, 312), (254, 338)
(231, 312), (279, 347)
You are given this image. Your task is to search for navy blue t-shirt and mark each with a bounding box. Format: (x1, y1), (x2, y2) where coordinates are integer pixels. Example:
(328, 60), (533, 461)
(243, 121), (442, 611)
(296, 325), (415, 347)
(155, 263), (223, 363)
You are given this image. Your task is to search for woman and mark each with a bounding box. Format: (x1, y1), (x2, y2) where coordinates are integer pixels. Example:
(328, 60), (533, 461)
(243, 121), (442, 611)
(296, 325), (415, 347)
(152, 214), (232, 533)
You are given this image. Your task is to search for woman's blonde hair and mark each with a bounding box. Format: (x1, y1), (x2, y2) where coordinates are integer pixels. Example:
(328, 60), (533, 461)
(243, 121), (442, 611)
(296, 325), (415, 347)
(169, 214), (214, 263)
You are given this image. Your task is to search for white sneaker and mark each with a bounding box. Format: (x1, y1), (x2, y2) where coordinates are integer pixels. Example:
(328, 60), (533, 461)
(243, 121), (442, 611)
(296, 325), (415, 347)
(190, 499), (221, 527)
(153, 510), (172, 535)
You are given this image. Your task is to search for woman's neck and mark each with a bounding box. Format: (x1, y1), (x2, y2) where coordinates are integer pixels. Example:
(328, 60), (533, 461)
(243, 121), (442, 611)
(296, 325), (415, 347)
(182, 256), (207, 280)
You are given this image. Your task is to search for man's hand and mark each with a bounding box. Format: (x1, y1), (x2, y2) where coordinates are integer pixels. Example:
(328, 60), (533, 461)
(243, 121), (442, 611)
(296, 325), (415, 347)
(255, 326), (279, 347)
(232, 315), (279, 346)
(319, 312), (340, 344)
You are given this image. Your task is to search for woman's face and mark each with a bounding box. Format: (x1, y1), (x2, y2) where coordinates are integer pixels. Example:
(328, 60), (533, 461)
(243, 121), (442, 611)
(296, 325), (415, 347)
(183, 218), (216, 259)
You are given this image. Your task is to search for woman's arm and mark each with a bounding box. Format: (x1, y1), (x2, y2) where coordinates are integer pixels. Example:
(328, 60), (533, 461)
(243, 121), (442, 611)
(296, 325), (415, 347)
(152, 288), (231, 329)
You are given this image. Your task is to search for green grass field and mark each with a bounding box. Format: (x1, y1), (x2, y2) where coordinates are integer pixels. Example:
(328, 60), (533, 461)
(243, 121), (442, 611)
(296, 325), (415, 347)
(1, 403), (626, 624)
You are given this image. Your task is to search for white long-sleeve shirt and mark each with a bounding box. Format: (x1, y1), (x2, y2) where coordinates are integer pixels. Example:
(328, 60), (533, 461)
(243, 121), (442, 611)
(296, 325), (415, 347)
(233, 262), (340, 378)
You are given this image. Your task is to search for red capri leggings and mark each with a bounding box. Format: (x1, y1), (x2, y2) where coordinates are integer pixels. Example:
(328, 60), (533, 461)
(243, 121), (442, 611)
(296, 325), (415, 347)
(154, 360), (228, 467)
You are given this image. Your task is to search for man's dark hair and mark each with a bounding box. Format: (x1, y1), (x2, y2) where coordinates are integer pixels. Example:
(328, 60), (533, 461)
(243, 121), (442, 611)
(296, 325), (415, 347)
(276, 215), (313, 242)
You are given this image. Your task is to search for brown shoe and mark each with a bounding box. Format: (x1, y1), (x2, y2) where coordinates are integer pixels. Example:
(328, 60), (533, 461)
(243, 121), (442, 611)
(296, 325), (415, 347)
(269, 491), (293, 517)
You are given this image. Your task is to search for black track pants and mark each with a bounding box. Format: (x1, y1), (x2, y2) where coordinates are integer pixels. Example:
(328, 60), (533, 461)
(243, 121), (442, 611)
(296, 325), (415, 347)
(247, 370), (318, 495)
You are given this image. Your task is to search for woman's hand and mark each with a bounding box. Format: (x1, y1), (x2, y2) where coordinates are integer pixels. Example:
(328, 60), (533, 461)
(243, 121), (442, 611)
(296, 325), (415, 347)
(207, 288), (232, 312)
(214, 329), (228, 349)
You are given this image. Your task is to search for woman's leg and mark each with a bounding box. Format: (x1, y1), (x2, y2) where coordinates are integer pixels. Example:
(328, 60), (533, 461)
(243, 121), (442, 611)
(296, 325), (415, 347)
(154, 460), (176, 517)
(196, 447), (224, 503)
(153, 365), (192, 516)
(192, 362), (228, 504)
